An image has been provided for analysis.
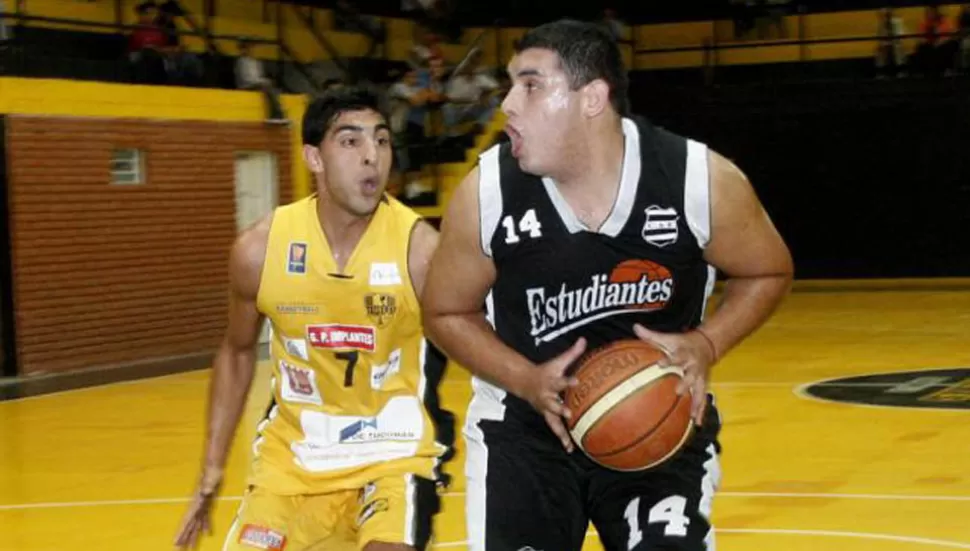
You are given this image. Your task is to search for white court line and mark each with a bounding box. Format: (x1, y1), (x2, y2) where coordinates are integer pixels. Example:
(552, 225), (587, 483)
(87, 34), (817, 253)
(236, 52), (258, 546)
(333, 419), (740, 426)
(5, 491), (970, 511)
(0, 496), (243, 511)
(431, 528), (970, 549)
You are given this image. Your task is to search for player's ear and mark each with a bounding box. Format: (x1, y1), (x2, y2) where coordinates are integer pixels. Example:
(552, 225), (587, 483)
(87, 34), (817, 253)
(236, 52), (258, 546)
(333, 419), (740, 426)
(303, 144), (325, 174)
(582, 79), (611, 118)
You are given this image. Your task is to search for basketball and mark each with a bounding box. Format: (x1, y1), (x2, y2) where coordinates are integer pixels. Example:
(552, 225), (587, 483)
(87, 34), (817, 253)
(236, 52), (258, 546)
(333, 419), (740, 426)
(564, 339), (694, 471)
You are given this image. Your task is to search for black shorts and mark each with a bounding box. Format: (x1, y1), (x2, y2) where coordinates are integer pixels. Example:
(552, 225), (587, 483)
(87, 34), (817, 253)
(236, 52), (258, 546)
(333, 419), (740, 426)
(464, 390), (722, 551)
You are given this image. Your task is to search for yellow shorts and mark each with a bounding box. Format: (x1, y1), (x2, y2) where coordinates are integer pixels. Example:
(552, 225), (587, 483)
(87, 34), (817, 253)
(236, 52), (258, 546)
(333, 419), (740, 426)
(223, 474), (439, 551)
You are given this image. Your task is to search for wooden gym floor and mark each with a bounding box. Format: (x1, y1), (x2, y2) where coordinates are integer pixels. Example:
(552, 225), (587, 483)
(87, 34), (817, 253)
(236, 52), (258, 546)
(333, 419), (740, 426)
(1, 284), (969, 551)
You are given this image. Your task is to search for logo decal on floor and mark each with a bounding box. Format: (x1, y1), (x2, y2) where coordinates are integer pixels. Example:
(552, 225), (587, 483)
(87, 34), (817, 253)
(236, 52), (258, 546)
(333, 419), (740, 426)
(799, 368), (970, 410)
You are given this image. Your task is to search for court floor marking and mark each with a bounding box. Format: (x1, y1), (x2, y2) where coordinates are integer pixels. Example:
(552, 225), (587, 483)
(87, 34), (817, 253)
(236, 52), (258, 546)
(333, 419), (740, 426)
(431, 529), (970, 549)
(3, 491), (970, 511)
(793, 383), (970, 412)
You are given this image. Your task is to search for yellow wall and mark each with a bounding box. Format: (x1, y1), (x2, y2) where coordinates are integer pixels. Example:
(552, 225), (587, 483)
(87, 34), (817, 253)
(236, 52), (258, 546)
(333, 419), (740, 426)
(0, 77), (310, 199)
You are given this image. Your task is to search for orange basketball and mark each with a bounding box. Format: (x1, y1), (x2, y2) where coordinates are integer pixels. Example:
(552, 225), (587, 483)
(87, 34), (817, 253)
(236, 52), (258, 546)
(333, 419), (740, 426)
(564, 339), (694, 471)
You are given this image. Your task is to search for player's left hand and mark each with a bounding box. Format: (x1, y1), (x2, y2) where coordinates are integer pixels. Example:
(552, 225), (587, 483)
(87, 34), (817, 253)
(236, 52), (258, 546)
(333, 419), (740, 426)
(632, 324), (718, 426)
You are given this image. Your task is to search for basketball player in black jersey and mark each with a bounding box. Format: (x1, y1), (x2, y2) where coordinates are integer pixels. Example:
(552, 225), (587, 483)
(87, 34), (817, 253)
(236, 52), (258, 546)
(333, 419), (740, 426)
(423, 19), (793, 551)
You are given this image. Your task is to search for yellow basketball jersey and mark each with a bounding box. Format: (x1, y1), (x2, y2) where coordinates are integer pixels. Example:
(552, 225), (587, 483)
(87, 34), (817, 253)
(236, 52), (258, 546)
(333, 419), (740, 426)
(250, 194), (452, 495)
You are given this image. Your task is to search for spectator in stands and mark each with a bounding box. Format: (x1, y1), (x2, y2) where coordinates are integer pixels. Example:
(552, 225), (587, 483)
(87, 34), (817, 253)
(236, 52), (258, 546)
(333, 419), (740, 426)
(154, 1), (203, 86)
(128, 1), (167, 84)
(761, 0), (791, 39)
(730, 0), (758, 39)
(409, 26), (444, 68)
(0, 0), (10, 45)
(442, 49), (499, 137)
(235, 38), (287, 124)
(333, 0), (387, 58)
(388, 69), (422, 200)
(958, 4), (970, 72)
(912, 5), (958, 75)
(875, 7), (907, 78)
(393, 60), (445, 206)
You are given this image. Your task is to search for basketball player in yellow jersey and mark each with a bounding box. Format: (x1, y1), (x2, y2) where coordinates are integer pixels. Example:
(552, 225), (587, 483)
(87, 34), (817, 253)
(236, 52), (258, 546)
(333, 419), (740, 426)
(173, 86), (454, 551)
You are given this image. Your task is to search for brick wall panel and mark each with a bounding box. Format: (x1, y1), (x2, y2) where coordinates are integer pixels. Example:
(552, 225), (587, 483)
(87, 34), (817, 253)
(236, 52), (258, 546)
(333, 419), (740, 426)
(6, 115), (293, 374)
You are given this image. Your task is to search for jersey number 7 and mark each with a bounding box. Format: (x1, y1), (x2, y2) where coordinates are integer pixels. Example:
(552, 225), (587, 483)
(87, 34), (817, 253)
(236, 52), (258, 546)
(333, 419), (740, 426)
(337, 351), (359, 387)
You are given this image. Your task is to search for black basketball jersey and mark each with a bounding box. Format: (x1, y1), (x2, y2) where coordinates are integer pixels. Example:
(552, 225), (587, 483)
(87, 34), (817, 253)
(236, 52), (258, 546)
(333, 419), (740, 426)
(477, 116), (717, 428)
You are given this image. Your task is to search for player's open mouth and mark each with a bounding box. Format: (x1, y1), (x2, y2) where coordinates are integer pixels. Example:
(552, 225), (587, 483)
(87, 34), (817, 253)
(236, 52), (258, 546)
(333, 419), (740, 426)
(505, 125), (523, 157)
(360, 177), (379, 194)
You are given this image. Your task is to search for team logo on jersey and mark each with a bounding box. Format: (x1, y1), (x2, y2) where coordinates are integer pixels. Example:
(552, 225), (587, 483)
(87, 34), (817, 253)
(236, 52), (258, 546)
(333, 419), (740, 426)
(287, 242), (308, 274)
(338, 416), (419, 443)
(369, 262), (402, 286)
(279, 360), (322, 406)
(641, 205), (680, 247)
(364, 293), (397, 327)
(371, 348), (402, 390)
(282, 337), (310, 361)
(307, 324), (376, 352)
(798, 368), (970, 410)
(238, 524), (287, 551)
(525, 259), (674, 345)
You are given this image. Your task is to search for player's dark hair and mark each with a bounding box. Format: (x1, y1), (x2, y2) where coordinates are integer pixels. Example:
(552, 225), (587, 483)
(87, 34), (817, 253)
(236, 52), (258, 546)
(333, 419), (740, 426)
(301, 85), (389, 146)
(515, 19), (630, 116)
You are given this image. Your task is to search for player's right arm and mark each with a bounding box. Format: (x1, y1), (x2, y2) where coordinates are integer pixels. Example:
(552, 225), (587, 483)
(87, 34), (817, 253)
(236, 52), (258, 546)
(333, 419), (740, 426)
(422, 167), (586, 451)
(199, 215), (270, 491)
(173, 214), (270, 549)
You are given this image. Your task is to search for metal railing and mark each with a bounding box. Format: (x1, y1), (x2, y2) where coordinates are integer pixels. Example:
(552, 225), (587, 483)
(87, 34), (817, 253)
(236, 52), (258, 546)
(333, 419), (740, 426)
(635, 24), (969, 82)
(0, 10), (323, 92)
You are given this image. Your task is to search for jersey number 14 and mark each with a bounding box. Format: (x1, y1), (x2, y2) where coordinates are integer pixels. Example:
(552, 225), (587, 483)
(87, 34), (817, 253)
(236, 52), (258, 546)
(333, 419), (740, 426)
(501, 208), (543, 244)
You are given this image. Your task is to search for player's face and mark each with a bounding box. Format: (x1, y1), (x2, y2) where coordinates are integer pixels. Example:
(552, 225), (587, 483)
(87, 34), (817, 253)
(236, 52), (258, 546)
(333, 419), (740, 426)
(501, 48), (584, 176)
(306, 109), (393, 217)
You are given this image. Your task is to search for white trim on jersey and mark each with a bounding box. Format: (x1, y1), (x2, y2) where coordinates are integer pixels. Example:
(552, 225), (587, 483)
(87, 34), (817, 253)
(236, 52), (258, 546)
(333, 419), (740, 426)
(700, 442), (722, 550)
(478, 145), (504, 258)
(463, 375), (506, 551)
(685, 139), (712, 249)
(464, 418), (489, 551)
(484, 290), (496, 328)
(465, 285), (505, 551)
(541, 117), (642, 236)
(403, 473), (417, 546)
(417, 337), (428, 402)
(701, 264), (717, 321)
(599, 117), (643, 237)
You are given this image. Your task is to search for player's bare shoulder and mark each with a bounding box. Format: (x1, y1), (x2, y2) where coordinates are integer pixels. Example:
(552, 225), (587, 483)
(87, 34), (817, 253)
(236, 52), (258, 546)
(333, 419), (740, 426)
(407, 219), (440, 299)
(229, 212), (274, 299)
(707, 149), (752, 195)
